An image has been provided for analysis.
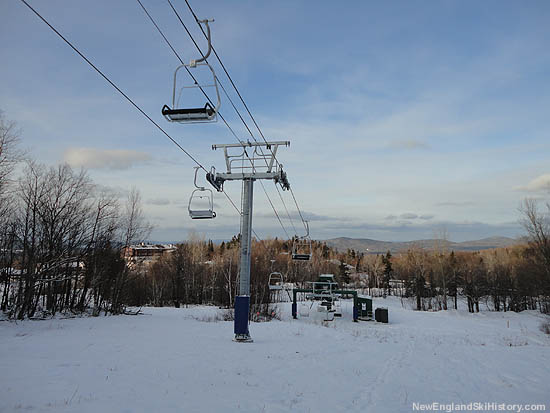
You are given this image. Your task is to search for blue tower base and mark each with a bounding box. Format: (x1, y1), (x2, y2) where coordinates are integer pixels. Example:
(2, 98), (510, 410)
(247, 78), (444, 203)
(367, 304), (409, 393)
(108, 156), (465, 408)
(234, 296), (252, 342)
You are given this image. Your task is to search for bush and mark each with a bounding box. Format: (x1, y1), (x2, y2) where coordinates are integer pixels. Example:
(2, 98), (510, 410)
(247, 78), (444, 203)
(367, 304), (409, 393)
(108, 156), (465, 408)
(250, 303), (281, 322)
(193, 308), (234, 322)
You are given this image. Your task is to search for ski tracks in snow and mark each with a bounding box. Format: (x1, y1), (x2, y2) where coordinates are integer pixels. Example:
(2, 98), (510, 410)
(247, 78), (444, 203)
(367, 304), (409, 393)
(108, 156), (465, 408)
(354, 330), (418, 411)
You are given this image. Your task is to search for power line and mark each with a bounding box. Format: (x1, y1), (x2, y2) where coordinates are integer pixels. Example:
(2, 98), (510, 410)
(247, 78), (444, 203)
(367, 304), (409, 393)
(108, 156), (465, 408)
(163, 0), (246, 145)
(167, 1), (262, 149)
(137, 0), (244, 147)
(156, 0), (293, 239)
(290, 187), (307, 230)
(18, 0), (267, 249)
(258, 180), (289, 239)
(183, 0), (269, 146)
(274, 182), (298, 235)
(136, 0), (184, 63)
(18, 0), (243, 221)
(18, 0), (203, 170)
(182, 0), (309, 235)
(133, 0), (274, 243)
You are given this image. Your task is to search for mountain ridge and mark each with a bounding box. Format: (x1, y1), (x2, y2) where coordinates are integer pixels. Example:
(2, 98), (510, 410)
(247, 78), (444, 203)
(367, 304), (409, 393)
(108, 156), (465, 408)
(324, 236), (522, 254)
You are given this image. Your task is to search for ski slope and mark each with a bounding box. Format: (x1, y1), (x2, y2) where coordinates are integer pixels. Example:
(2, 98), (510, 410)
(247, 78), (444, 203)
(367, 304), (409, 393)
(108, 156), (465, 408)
(1, 297), (549, 412)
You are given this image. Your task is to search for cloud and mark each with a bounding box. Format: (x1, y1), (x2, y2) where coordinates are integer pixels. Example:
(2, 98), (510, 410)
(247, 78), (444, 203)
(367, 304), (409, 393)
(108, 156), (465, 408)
(386, 213), (434, 220)
(301, 211), (339, 222)
(389, 140), (430, 150)
(147, 198), (171, 206)
(64, 148), (152, 170)
(517, 174), (550, 193)
(255, 210), (338, 222)
(177, 202), (222, 210)
(95, 184), (129, 199)
(435, 201), (475, 207)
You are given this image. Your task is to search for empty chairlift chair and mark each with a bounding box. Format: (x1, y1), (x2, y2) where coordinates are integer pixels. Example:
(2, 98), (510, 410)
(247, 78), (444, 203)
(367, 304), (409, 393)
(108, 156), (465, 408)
(162, 19), (221, 123)
(268, 272), (284, 290)
(188, 167), (216, 220)
(291, 221), (312, 261)
(292, 239), (312, 261)
(188, 189), (216, 219)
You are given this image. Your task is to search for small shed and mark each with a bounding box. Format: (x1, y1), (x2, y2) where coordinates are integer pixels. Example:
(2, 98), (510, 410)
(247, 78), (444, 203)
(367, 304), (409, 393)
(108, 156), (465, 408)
(356, 295), (373, 320)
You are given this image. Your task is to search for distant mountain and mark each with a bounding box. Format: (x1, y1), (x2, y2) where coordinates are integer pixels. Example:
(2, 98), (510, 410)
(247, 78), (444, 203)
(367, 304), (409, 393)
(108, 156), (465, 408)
(324, 236), (521, 254)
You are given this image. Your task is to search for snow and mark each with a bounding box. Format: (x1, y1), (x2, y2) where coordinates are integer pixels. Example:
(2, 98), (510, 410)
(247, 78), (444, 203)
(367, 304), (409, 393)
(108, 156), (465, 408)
(1, 298), (549, 412)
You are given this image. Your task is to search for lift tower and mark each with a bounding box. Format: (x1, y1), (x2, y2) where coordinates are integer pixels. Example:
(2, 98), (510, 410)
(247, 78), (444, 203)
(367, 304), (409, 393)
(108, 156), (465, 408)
(207, 141), (290, 341)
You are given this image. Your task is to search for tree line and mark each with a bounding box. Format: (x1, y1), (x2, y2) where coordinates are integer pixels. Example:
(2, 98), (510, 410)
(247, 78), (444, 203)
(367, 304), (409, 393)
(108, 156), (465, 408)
(1, 111), (549, 318)
(0, 113), (151, 319)
(121, 237), (342, 318)
(348, 229), (550, 314)
(0, 113), (340, 319)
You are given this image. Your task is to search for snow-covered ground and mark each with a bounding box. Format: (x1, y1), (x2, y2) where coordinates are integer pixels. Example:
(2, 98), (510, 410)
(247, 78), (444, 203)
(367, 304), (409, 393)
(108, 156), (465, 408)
(1, 297), (549, 412)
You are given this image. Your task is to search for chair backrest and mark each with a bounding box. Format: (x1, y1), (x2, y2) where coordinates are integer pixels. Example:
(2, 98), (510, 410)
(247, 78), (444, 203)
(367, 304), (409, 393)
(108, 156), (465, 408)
(268, 272), (284, 290)
(163, 62), (220, 124)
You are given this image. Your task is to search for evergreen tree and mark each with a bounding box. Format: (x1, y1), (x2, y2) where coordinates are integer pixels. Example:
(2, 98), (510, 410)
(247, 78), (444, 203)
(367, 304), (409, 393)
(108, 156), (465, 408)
(382, 251), (393, 296)
(339, 261), (351, 284)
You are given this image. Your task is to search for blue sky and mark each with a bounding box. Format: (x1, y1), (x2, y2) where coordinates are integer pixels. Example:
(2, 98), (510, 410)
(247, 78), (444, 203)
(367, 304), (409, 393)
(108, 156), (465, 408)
(1, 0), (549, 242)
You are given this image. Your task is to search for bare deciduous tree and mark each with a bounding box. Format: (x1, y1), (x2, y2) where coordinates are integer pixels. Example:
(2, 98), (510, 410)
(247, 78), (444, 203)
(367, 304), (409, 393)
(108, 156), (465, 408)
(111, 188), (153, 313)
(0, 111), (24, 196)
(521, 198), (550, 272)
(122, 188), (153, 248)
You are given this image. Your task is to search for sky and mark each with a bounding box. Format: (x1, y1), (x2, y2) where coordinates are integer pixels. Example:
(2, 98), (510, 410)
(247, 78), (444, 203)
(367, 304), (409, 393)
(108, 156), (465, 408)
(1, 0), (550, 243)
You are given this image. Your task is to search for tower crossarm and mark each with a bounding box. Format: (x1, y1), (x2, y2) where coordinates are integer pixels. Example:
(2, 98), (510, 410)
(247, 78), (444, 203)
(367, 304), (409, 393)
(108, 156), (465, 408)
(212, 141), (290, 175)
(207, 141), (291, 192)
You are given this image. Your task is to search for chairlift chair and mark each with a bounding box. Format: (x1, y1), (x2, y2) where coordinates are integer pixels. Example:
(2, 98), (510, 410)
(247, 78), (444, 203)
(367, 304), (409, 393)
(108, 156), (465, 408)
(333, 299), (342, 317)
(162, 19), (221, 123)
(299, 301), (312, 317)
(292, 248), (312, 261)
(188, 167), (216, 220)
(268, 272), (284, 290)
(188, 189), (216, 219)
(291, 221), (312, 261)
(322, 307), (335, 322)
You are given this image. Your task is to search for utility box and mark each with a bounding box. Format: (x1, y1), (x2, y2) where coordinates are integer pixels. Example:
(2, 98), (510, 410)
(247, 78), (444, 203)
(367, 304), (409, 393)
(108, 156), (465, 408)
(357, 295), (373, 320)
(375, 307), (388, 323)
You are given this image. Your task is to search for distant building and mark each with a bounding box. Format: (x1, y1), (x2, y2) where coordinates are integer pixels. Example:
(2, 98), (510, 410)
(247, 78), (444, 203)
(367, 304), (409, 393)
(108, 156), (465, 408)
(354, 272), (370, 285)
(122, 243), (176, 268)
(389, 279), (405, 289)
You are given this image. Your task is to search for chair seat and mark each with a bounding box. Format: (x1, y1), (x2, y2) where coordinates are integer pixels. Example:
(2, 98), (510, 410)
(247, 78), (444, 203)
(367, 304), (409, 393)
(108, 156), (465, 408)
(162, 104), (215, 122)
(189, 210), (216, 219)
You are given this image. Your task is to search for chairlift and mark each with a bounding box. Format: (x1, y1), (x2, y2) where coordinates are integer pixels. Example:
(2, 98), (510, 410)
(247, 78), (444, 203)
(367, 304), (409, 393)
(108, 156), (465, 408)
(299, 301), (312, 317)
(268, 272), (284, 290)
(292, 221), (312, 261)
(333, 300), (342, 317)
(162, 19), (221, 123)
(317, 294), (336, 321)
(322, 306), (335, 322)
(188, 167), (216, 219)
